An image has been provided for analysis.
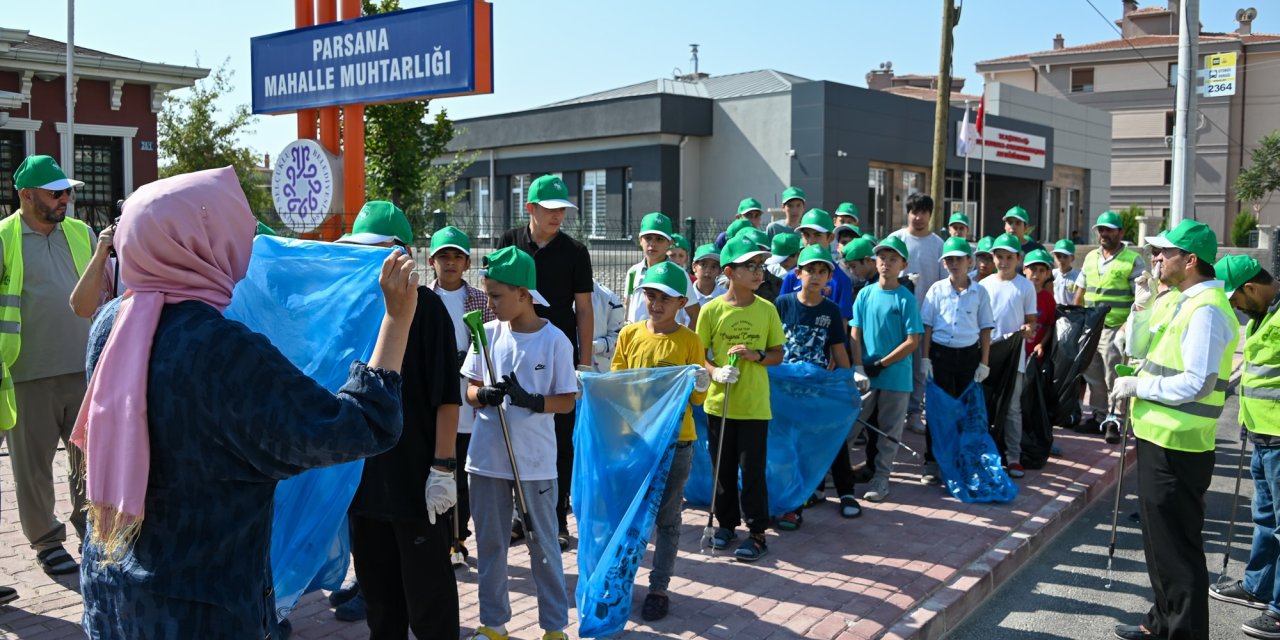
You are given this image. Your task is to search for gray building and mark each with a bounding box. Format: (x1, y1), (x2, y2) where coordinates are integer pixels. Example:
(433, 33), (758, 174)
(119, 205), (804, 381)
(438, 68), (1111, 244)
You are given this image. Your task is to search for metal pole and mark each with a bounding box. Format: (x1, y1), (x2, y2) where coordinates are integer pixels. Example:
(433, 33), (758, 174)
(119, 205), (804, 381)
(930, 0), (959, 221)
(65, 0), (75, 202)
(963, 100), (971, 220)
(1170, 0), (1200, 225)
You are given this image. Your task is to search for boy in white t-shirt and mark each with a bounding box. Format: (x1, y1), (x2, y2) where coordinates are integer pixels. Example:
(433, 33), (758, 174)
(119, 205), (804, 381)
(427, 226), (496, 560)
(624, 212), (696, 326)
(462, 246), (578, 640)
(1050, 239), (1081, 306)
(977, 233), (1039, 479)
(690, 244), (727, 307)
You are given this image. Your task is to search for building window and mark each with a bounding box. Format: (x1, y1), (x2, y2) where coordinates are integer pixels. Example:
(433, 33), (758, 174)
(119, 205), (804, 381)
(0, 130), (22, 214)
(901, 170), (926, 225)
(73, 135), (124, 230)
(1165, 111), (1176, 136)
(470, 176), (491, 238)
(580, 169), (606, 239)
(1163, 160), (1172, 186)
(511, 174), (530, 222)
(1168, 62), (1178, 88)
(868, 167), (889, 239)
(1071, 67), (1094, 93)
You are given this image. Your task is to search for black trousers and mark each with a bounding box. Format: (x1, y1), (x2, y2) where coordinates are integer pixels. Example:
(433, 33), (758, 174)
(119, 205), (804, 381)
(1136, 438), (1214, 640)
(813, 434), (858, 503)
(929, 342), (982, 463)
(707, 417), (770, 534)
(350, 514), (459, 640)
(455, 433), (472, 541)
(554, 409), (575, 531)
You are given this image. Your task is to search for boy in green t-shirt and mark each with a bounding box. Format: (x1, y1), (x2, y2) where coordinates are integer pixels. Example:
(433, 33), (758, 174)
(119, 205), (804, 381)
(610, 262), (710, 622)
(696, 235), (786, 562)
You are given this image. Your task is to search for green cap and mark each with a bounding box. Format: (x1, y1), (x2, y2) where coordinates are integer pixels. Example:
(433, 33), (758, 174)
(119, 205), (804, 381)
(1095, 210), (1122, 229)
(1003, 206), (1030, 224)
(482, 246), (547, 306)
(1215, 254), (1263, 296)
(639, 212), (673, 240)
(874, 235), (910, 261)
(1052, 239), (1076, 255)
(797, 208), (834, 234)
(1024, 248), (1054, 268)
(737, 197), (764, 216)
(725, 218), (754, 240)
(861, 234), (878, 245)
(975, 236), (995, 255)
(255, 221), (278, 236)
(768, 232), (802, 258)
(834, 223), (859, 237)
(693, 243), (721, 263)
(430, 225), (471, 256)
(940, 236), (973, 259)
(670, 233), (691, 252)
(842, 237), (875, 262)
(341, 201), (414, 246)
(834, 202), (859, 221)
(527, 174), (577, 209)
(991, 233), (1023, 254)
(1146, 219), (1219, 265)
(796, 244), (835, 268)
(948, 212), (971, 227)
(736, 227), (770, 250)
(13, 155), (84, 190)
(639, 260), (689, 298)
(721, 235), (770, 265)
(781, 186), (806, 205)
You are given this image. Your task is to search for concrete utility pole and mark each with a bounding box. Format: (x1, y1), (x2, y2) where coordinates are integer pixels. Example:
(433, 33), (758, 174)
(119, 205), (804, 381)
(65, 0), (75, 182)
(930, 0), (960, 222)
(1170, 0), (1199, 225)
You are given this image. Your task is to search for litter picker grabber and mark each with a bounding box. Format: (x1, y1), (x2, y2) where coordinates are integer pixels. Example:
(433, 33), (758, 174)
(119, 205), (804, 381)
(1104, 363), (1136, 589)
(449, 506), (466, 569)
(1216, 425), (1250, 588)
(856, 392), (924, 462)
(462, 309), (544, 564)
(701, 354), (738, 556)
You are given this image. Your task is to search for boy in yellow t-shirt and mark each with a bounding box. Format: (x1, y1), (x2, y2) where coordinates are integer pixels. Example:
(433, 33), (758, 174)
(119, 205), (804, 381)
(611, 261), (709, 622)
(695, 235), (785, 563)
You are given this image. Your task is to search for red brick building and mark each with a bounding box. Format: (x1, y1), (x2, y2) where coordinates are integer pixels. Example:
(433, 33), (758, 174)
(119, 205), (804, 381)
(0, 27), (207, 228)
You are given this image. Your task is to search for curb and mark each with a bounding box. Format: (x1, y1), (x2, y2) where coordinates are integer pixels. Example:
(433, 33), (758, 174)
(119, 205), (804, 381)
(881, 443), (1139, 640)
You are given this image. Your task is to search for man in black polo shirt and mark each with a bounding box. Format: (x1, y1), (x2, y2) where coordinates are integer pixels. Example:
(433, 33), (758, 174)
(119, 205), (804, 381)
(497, 174), (594, 549)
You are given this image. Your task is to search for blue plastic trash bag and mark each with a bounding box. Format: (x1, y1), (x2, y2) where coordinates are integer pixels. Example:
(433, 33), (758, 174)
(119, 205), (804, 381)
(572, 366), (696, 638)
(925, 380), (1018, 503)
(225, 236), (390, 618)
(685, 363), (860, 515)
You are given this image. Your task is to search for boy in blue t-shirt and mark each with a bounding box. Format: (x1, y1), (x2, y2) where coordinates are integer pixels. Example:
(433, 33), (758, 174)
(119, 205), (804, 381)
(773, 246), (862, 527)
(779, 208), (856, 321)
(849, 236), (923, 503)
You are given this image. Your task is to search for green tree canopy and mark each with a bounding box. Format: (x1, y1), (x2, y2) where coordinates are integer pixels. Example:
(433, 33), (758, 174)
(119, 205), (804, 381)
(1236, 130), (1280, 210)
(157, 60), (271, 212)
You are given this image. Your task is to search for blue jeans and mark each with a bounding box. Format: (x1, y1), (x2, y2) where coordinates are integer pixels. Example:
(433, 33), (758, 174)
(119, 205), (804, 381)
(1244, 445), (1280, 615)
(649, 441), (694, 594)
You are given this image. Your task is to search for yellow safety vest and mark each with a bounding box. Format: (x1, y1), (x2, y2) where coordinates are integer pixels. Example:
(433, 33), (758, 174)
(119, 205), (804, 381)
(1082, 248), (1139, 328)
(0, 212), (93, 430)
(1241, 299), (1280, 436)
(1132, 285), (1240, 452)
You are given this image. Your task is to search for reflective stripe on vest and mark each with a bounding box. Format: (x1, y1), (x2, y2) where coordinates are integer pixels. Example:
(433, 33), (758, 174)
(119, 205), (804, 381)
(1132, 285), (1240, 452)
(1082, 248), (1139, 328)
(0, 213), (93, 430)
(1242, 308), (1280, 436)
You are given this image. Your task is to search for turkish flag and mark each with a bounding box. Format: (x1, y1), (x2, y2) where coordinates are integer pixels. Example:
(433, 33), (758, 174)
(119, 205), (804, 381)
(975, 94), (985, 138)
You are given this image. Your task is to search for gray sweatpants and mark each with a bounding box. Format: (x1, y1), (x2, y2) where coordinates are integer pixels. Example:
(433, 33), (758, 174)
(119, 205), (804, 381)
(8, 372), (87, 553)
(469, 474), (568, 632)
(852, 389), (911, 482)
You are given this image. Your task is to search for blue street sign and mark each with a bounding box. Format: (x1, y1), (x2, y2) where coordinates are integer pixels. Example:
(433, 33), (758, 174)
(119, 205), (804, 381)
(250, 0), (492, 114)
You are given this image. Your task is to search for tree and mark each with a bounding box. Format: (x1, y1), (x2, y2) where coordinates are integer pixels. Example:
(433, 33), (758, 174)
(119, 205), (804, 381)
(1232, 210), (1259, 247)
(1236, 130), (1280, 211)
(157, 60), (272, 212)
(1118, 205), (1143, 244)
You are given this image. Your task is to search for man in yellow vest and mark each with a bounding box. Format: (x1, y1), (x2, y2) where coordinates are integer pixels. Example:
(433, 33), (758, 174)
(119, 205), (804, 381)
(1075, 210), (1146, 443)
(1110, 219), (1239, 640)
(1, 155), (107, 578)
(1206, 254), (1280, 638)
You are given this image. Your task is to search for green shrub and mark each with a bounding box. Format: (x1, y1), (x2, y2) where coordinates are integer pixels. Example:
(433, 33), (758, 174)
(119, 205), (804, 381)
(1232, 210), (1259, 247)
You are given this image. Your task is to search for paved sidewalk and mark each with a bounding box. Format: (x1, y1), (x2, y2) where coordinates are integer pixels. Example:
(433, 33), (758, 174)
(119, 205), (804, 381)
(0, 422), (1130, 639)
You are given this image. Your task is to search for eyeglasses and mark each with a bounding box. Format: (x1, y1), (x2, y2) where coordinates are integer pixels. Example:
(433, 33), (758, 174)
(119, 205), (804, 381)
(731, 262), (765, 273)
(44, 188), (73, 199)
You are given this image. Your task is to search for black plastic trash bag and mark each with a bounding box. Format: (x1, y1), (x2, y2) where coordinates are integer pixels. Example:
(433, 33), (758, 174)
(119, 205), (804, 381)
(1049, 305), (1108, 427)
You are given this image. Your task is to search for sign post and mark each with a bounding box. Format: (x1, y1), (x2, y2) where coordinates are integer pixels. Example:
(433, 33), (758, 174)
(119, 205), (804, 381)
(1205, 51), (1238, 98)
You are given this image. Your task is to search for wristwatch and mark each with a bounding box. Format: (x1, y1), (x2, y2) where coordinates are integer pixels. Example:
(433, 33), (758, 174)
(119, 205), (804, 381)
(756, 349), (768, 362)
(431, 457), (457, 472)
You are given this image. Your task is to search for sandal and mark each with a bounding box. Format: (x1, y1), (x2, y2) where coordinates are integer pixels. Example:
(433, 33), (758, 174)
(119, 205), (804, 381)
(839, 495), (863, 519)
(733, 535), (769, 563)
(776, 511), (803, 531)
(36, 546), (77, 575)
(705, 527), (736, 550)
(471, 627), (509, 640)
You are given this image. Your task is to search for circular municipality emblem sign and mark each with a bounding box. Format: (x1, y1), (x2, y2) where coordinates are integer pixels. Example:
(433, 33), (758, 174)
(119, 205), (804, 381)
(272, 139), (335, 234)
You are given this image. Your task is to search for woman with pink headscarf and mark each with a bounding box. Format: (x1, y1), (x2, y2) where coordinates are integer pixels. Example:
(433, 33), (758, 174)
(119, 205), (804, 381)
(74, 167), (419, 639)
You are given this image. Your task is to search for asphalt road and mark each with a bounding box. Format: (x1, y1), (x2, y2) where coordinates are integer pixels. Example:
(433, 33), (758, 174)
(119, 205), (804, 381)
(948, 390), (1262, 639)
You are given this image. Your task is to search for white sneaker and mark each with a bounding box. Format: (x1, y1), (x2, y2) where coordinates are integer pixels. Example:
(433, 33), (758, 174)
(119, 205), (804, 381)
(863, 477), (891, 502)
(906, 412), (926, 434)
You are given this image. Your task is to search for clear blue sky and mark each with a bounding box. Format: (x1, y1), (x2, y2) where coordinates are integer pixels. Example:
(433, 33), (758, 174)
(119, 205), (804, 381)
(5, 0), (1269, 159)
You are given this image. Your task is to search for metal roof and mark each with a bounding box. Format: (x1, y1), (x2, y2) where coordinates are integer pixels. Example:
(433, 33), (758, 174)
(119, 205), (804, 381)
(542, 69), (810, 108)
(14, 34), (140, 62)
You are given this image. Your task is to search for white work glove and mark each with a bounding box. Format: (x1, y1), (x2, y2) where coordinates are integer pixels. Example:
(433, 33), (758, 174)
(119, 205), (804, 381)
(974, 363), (990, 383)
(1110, 376), (1139, 405)
(853, 366), (871, 393)
(712, 365), (740, 385)
(694, 367), (711, 393)
(575, 365), (595, 399)
(424, 468), (457, 525)
(920, 358), (933, 380)
(593, 337), (608, 355)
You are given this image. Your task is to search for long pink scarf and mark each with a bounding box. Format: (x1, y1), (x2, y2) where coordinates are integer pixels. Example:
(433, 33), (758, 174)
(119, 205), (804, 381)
(71, 166), (255, 559)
